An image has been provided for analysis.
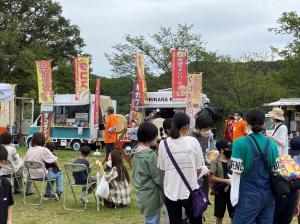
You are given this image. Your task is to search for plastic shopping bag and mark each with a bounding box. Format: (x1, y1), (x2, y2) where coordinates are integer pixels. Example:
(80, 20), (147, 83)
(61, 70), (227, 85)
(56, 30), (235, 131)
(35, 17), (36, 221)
(96, 176), (109, 199)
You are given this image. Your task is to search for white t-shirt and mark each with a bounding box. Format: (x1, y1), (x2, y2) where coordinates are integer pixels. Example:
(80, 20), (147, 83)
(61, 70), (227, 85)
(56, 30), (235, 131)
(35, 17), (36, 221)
(0, 145), (21, 175)
(158, 136), (204, 201)
(273, 124), (288, 155)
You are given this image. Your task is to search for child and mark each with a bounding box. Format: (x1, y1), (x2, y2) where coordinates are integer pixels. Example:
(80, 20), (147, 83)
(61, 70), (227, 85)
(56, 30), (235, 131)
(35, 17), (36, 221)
(210, 140), (235, 224)
(73, 146), (96, 203)
(45, 142), (60, 173)
(103, 149), (131, 208)
(0, 144), (14, 224)
(132, 122), (164, 224)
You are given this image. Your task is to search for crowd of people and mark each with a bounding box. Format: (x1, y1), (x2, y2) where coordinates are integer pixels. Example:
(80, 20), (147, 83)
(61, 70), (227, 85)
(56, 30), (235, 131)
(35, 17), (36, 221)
(1, 106), (300, 224)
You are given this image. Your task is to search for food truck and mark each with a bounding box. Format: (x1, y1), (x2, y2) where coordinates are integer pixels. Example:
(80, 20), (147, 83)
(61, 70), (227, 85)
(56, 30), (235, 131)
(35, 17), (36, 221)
(27, 94), (116, 150)
(0, 83), (34, 145)
(265, 98), (300, 137)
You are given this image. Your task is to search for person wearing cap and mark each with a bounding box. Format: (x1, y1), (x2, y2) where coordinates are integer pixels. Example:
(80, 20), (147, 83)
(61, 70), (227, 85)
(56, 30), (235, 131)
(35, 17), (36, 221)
(104, 106), (117, 170)
(210, 140), (235, 224)
(267, 107), (289, 155)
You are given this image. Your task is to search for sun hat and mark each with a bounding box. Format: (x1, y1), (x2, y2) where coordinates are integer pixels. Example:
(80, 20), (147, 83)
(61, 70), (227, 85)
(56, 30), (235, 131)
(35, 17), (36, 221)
(268, 107), (285, 121)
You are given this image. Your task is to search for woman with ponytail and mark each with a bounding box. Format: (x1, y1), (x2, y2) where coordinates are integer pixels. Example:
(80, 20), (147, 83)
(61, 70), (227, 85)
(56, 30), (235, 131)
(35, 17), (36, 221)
(231, 108), (279, 224)
(158, 112), (206, 224)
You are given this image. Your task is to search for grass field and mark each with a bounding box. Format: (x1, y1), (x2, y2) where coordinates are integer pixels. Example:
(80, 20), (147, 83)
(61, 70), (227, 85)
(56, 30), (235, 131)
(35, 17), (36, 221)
(12, 148), (297, 224)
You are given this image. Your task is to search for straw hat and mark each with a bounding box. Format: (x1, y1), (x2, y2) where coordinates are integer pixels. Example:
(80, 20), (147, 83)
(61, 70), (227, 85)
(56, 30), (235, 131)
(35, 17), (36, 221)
(268, 107), (285, 121)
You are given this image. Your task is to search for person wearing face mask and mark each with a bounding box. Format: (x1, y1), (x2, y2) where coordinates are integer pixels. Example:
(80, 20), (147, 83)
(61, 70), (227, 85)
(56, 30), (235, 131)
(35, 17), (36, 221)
(0, 144), (14, 224)
(210, 140), (235, 224)
(232, 111), (247, 142)
(158, 112), (206, 224)
(132, 122), (164, 224)
(266, 107), (289, 155)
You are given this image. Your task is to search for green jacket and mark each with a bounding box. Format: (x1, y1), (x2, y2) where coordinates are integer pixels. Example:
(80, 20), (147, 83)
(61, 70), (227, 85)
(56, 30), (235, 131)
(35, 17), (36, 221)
(132, 148), (164, 216)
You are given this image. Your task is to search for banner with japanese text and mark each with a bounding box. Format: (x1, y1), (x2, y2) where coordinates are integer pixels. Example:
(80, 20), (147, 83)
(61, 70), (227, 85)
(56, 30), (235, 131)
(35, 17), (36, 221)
(36, 60), (53, 104)
(171, 50), (188, 101)
(186, 73), (203, 127)
(74, 56), (90, 102)
(135, 53), (147, 105)
(94, 79), (100, 125)
(130, 80), (142, 124)
(40, 111), (53, 141)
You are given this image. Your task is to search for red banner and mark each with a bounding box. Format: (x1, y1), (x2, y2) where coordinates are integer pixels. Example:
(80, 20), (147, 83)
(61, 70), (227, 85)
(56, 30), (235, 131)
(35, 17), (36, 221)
(135, 53), (147, 105)
(94, 79), (100, 125)
(36, 60), (53, 104)
(74, 56), (90, 102)
(171, 50), (188, 101)
(40, 111), (53, 141)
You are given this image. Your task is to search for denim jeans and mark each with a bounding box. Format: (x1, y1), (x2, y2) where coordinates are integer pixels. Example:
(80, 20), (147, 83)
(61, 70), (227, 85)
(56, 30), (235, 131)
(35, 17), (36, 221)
(45, 168), (63, 195)
(144, 209), (160, 224)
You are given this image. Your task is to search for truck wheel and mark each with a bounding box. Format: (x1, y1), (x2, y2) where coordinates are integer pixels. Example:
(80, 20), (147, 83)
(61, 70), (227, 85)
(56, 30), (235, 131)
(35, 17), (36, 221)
(71, 140), (82, 151)
(27, 137), (32, 148)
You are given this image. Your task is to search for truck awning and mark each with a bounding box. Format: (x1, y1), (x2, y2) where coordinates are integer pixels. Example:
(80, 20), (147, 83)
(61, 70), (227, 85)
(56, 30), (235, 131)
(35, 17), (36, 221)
(264, 98), (300, 107)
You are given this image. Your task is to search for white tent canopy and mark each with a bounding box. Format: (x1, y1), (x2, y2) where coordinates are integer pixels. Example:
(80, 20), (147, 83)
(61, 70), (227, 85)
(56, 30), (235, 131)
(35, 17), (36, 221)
(0, 83), (14, 101)
(265, 98), (300, 107)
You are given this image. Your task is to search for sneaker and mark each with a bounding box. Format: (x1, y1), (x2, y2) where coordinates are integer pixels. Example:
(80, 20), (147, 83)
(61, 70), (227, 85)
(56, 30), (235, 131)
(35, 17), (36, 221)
(25, 192), (34, 196)
(55, 192), (62, 200)
(80, 192), (88, 204)
(43, 194), (56, 200)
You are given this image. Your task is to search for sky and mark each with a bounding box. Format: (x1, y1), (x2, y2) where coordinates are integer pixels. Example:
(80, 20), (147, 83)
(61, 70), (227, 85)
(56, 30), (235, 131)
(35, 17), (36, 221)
(56, 0), (300, 77)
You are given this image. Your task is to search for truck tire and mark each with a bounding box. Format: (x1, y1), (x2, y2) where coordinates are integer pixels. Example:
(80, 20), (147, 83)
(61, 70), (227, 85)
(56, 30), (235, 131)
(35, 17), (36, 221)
(71, 140), (82, 151)
(27, 137), (32, 148)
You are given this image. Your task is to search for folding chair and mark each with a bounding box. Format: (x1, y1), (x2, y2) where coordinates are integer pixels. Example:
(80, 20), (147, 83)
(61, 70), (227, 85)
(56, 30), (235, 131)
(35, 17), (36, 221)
(3, 160), (22, 192)
(63, 163), (98, 211)
(23, 161), (56, 206)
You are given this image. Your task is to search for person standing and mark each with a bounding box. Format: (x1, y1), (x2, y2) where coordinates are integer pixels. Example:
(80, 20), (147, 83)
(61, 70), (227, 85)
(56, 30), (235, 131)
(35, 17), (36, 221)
(104, 106), (117, 168)
(231, 108), (279, 223)
(232, 111), (247, 142)
(0, 144), (14, 224)
(210, 140), (235, 224)
(132, 122), (164, 224)
(158, 112), (206, 224)
(224, 115), (235, 142)
(128, 120), (139, 148)
(267, 107), (288, 155)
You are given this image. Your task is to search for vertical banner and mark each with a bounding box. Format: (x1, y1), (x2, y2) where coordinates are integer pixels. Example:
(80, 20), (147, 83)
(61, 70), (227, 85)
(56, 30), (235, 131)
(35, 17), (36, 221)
(171, 49), (188, 101)
(74, 56), (90, 102)
(186, 73), (203, 127)
(36, 60), (53, 104)
(130, 80), (142, 124)
(40, 111), (53, 141)
(94, 79), (100, 125)
(135, 53), (147, 105)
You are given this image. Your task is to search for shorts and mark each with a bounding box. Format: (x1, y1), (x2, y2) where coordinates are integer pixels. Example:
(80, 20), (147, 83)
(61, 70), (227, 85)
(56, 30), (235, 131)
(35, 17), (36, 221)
(214, 192), (235, 219)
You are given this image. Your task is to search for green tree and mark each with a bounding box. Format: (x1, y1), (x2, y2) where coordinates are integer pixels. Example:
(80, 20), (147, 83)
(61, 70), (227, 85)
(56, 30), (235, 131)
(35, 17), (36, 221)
(105, 24), (207, 77)
(0, 0), (85, 97)
(269, 11), (300, 96)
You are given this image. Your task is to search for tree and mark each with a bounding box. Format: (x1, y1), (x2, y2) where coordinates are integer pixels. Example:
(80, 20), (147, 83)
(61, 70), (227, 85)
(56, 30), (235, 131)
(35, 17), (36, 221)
(269, 11), (300, 96)
(0, 0), (85, 97)
(105, 24), (207, 77)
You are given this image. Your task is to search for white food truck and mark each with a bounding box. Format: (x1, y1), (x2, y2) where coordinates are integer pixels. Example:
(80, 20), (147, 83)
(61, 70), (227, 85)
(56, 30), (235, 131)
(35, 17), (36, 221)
(27, 94), (116, 150)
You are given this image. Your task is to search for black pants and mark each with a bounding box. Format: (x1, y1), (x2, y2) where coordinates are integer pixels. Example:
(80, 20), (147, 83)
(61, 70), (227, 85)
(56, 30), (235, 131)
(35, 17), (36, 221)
(273, 191), (297, 224)
(164, 194), (202, 224)
(105, 143), (114, 161)
(214, 191), (235, 218)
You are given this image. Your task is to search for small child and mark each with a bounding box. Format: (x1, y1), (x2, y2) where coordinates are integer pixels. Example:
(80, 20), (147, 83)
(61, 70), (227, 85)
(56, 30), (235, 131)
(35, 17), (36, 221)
(45, 142), (60, 173)
(0, 144), (14, 224)
(73, 146), (96, 203)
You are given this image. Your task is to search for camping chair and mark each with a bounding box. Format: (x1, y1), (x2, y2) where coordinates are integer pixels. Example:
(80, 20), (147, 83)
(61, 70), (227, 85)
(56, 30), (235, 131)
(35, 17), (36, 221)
(3, 160), (22, 192)
(63, 163), (98, 211)
(23, 161), (57, 206)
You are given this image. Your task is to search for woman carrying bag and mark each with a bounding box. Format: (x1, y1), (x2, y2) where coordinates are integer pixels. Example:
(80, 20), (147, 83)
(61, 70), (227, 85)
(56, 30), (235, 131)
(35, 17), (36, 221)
(158, 112), (208, 224)
(231, 108), (280, 224)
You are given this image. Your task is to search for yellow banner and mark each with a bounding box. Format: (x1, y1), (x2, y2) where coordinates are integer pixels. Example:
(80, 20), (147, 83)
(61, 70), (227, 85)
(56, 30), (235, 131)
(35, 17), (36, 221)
(75, 56), (90, 102)
(36, 60), (53, 104)
(192, 73), (203, 108)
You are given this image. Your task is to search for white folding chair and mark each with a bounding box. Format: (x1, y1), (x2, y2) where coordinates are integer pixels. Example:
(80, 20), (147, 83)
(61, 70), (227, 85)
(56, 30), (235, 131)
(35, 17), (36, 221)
(63, 163), (98, 211)
(3, 160), (22, 192)
(23, 161), (56, 206)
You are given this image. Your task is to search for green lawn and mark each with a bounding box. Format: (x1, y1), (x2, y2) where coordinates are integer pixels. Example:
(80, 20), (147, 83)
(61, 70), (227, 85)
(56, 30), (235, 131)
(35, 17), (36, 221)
(12, 148), (297, 224)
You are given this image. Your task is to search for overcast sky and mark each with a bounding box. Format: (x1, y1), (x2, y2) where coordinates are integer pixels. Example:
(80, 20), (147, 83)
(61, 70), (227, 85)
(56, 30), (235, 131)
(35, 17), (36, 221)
(56, 0), (300, 77)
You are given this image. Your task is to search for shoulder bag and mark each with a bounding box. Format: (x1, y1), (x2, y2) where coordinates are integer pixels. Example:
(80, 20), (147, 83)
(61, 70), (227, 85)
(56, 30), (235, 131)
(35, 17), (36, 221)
(163, 139), (208, 218)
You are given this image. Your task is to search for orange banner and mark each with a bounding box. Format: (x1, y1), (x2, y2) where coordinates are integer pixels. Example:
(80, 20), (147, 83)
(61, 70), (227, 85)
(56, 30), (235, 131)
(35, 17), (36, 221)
(94, 79), (100, 125)
(74, 56), (90, 102)
(36, 60), (53, 104)
(135, 53), (147, 105)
